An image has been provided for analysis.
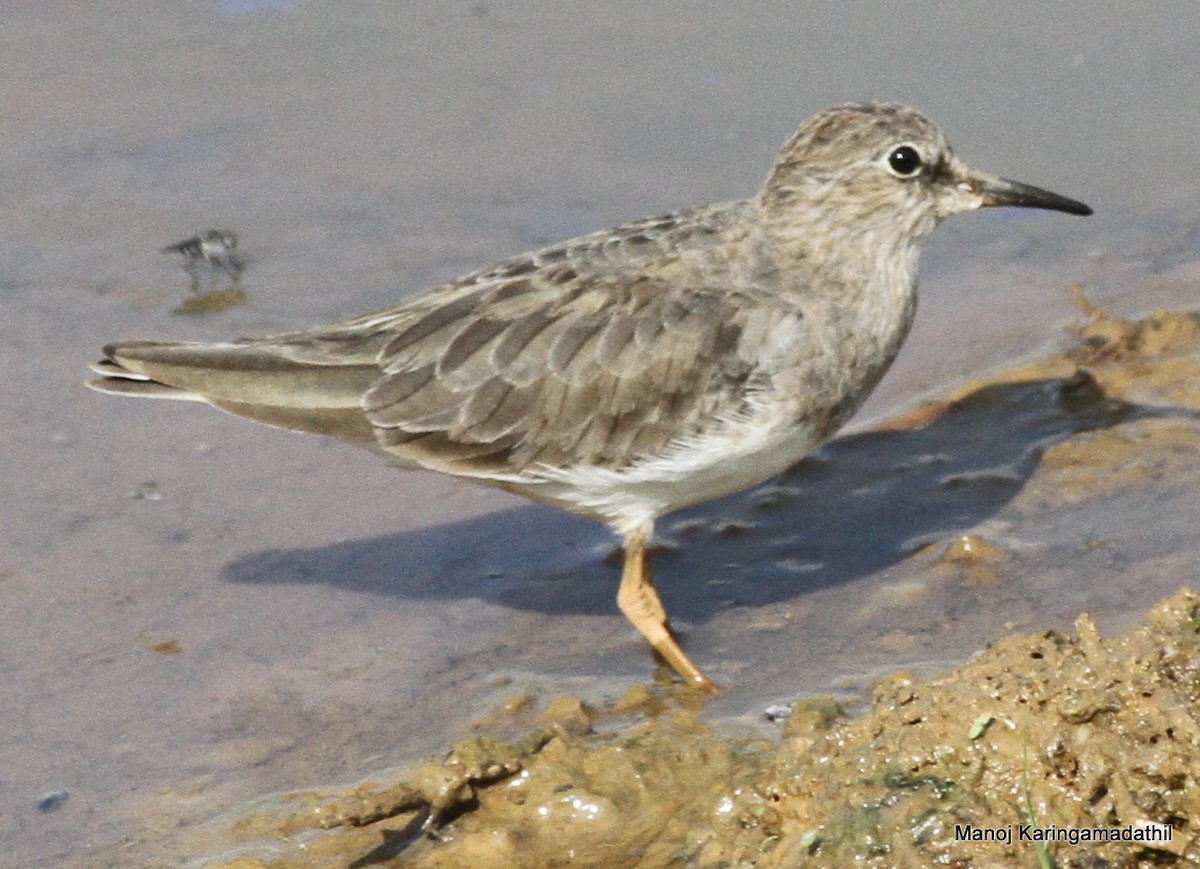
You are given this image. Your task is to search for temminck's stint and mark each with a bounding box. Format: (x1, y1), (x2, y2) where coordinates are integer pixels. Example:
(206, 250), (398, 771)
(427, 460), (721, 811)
(89, 103), (1091, 690)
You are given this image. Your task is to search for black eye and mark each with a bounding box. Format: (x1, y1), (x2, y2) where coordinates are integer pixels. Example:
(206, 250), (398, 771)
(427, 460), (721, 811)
(887, 145), (923, 177)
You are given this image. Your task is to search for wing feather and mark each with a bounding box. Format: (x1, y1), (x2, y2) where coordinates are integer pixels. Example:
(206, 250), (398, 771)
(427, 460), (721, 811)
(362, 269), (796, 476)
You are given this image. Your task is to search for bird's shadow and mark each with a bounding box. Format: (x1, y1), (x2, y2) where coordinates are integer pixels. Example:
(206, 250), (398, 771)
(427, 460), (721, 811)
(222, 372), (1158, 624)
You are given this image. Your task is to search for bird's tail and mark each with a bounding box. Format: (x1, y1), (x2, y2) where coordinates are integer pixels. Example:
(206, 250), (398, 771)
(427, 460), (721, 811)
(87, 340), (380, 442)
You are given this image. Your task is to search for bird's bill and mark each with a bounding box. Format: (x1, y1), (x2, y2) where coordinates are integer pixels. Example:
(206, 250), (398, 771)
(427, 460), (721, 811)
(970, 170), (1093, 216)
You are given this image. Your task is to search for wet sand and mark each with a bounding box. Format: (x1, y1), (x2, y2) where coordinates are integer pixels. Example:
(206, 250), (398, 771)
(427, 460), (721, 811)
(3, 3), (1199, 866)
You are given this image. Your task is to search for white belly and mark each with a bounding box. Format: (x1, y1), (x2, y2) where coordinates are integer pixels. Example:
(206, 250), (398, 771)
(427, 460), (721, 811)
(523, 406), (823, 535)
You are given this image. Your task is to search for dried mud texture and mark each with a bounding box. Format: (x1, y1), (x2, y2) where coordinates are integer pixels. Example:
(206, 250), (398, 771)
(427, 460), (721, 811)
(133, 304), (1200, 868)
(733, 595), (1200, 868)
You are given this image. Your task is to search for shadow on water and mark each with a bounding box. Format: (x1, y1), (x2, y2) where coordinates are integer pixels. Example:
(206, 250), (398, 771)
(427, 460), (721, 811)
(223, 372), (1152, 624)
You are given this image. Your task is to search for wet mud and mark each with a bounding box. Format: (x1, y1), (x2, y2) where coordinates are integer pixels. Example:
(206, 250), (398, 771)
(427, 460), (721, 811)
(74, 301), (1200, 867)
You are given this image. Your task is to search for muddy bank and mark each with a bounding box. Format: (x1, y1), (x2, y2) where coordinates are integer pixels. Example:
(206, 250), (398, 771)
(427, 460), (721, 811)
(85, 303), (1200, 868)
(205, 592), (1200, 869)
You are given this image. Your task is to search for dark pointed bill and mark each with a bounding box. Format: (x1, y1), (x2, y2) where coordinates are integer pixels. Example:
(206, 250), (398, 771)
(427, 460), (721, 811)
(973, 172), (1092, 216)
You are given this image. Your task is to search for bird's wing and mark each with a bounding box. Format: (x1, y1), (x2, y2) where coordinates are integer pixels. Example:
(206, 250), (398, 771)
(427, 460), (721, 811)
(359, 267), (803, 477)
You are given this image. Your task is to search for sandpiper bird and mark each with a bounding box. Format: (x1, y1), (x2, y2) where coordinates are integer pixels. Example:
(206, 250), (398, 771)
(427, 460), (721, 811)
(89, 103), (1091, 691)
(162, 229), (241, 271)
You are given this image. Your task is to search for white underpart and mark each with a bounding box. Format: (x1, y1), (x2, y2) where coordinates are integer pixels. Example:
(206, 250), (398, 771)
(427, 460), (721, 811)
(528, 396), (822, 536)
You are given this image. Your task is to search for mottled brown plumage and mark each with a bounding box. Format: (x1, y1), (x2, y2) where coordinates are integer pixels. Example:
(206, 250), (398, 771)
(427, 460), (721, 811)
(89, 103), (1091, 689)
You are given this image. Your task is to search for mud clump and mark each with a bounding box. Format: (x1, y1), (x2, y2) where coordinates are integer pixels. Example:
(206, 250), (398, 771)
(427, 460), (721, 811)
(732, 593), (1200, 867)
(200, 690), (771, 869)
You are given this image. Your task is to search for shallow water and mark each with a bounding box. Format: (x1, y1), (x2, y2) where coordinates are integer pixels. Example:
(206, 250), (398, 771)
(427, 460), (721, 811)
(3, 2), (1199, 864)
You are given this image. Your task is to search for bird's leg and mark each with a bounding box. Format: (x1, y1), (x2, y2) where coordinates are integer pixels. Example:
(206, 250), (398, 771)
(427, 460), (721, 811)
(616, 522), (717, 692)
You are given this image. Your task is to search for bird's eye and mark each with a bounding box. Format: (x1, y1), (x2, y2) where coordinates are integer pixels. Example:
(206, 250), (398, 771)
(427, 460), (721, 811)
(886, 145), (923, 177)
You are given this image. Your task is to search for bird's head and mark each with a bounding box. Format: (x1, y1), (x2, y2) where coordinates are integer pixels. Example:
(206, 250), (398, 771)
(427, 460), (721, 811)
(759, 102), (1090, 245)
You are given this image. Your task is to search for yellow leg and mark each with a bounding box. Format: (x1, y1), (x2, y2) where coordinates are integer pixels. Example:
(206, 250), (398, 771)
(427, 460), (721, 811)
(615, 523), (717, 692)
